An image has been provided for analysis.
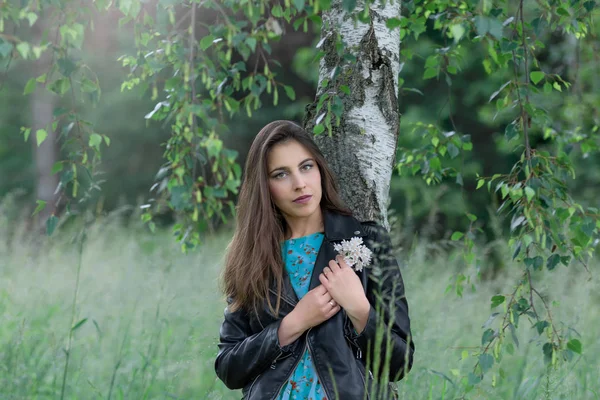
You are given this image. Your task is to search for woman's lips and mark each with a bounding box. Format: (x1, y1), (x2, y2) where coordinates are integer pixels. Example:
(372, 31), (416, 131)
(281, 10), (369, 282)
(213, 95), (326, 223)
(293, 195), (312, 204)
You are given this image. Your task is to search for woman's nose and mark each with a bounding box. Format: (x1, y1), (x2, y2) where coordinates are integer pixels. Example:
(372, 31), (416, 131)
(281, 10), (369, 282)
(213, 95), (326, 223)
(292, 173), (306, 189)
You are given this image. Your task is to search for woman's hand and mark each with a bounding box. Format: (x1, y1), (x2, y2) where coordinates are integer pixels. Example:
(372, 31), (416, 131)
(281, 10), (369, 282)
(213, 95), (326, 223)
(278, 285), (340, 346)
(319, 255), (370, 333)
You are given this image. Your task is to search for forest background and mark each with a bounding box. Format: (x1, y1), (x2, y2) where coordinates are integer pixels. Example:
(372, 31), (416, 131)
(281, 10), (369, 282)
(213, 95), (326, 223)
(1, 0), (599, 399)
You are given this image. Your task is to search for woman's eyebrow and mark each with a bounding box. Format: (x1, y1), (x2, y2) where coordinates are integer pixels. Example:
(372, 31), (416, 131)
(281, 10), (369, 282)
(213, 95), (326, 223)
(269, 158), (314, 174)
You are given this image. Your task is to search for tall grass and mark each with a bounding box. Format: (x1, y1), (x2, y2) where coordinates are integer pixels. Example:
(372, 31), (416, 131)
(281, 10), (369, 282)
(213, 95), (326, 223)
(0, 211), (598, 399)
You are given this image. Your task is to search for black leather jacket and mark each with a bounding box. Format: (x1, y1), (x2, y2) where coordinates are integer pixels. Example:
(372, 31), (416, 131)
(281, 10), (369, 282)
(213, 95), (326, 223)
(215, 210), (414, 399)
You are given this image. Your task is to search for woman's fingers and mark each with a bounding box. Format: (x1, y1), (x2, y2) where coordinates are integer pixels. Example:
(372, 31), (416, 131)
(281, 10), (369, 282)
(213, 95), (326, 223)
(327, 304), (341, 317)
(336, 255), (350, 268)
(329, 258), (342, 271)
(319, 273), (329, 288)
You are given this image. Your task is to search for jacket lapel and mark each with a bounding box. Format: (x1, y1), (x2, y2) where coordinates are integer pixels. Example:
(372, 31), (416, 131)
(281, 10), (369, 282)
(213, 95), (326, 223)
(308, 209), (368, 291)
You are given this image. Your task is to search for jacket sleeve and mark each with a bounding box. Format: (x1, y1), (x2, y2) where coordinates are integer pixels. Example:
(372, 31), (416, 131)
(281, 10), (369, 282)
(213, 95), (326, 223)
(351, 222), (415, 381)
(214, 300), (294, 389)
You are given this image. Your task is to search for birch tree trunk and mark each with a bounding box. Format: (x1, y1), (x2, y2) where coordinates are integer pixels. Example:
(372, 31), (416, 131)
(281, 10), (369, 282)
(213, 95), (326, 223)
(32, 18), (58, 230)
(304, 0), (401, 229)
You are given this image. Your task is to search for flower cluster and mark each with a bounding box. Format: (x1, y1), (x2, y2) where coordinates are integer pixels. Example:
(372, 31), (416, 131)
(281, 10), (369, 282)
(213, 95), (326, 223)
(333, 237), (373, 272)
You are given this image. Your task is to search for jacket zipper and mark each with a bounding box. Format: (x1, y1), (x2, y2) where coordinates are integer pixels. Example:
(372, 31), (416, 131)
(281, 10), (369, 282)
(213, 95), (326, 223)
(270, 349), (293, 369)
(306, 331), (335, 400)
(269, 331), (308, 400)
(358, 363), (371, 400)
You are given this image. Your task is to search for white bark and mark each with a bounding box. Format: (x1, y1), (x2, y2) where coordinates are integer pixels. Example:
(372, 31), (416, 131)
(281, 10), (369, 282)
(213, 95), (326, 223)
(305, 0), (401, 228)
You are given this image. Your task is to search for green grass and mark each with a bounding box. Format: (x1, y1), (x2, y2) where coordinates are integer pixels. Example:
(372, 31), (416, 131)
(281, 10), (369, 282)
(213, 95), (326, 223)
(0, 216), (598, 399)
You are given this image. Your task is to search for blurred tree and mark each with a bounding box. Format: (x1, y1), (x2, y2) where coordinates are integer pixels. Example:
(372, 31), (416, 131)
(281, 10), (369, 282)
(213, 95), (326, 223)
(31, 15), (58, 229)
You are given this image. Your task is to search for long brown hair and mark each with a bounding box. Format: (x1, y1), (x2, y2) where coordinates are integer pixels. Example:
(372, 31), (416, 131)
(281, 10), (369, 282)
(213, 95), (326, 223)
(222, 120), (350, 315)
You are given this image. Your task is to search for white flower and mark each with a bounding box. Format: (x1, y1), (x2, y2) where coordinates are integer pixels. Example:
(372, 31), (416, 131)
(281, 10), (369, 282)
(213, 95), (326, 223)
(333, 236), (372, 272)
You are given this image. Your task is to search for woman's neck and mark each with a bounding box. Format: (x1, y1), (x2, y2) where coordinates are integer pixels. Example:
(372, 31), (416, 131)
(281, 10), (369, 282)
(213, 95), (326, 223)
(283, 210), (324, 240)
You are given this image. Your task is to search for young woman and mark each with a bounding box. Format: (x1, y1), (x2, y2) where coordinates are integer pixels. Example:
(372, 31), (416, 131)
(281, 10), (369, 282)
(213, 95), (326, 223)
(215, 120), (414, 399)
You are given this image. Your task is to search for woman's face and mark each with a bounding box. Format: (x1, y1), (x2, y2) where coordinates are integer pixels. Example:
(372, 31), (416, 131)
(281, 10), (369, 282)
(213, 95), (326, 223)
(267, 140), (322, 221)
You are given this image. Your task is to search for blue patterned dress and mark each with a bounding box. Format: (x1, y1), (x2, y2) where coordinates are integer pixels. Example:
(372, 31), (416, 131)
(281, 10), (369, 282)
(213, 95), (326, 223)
(277, 232), (328, 400)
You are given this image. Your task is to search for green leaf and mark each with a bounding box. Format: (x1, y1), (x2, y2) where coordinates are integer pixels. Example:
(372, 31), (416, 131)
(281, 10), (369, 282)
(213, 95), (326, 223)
(46, 215), (58, 236)
(80, 78), (98, 93)
(447, 143), (459, 158)
(481, 329), (495, 345)
(567, 339), (582, 354)
(51, 162), (64, 174)
(543, 342), (554, 364)
(491, 295), (505, 308)
(556, 7), (570, 16)
(535, 320), (550, 335)
(293, 0), (306, 10)
(505, 343), (514, 355)
(423, 68), (437, 80)
(456, 173), (463, 186)
(0, 42), (13, 58)
(425, 56), (438, 69)
(342, 0), (357, 11)
(449, 24), (465, 42)
(246, 37), (257, 52)
(21, 127), (31, 142)
(33, 200), (47, 216)
(24, 78), (37, 95)
(530, 71), (544, 85)
(546, 254), (560, 271)
(283, 85), (296, 100)
(553, 82), (562, 92)
(200, 35), (215, 51)
(476, 179), (485, 190)
(524, 256), (544, 271)
(386, 18), (402, 29)
(584, 1), (596, 12)
(451, 231), (464, 241)
(271, 4), (283, 17)
(48, 78), (71, 95)
(58, 57), (77, 77)
(468, 372), (482, 385)
(71, 318), (88, 331)
(16, 42), (30, 58)
(505, 122), (518, 141)
(474, 16), (503, 40)
(525, 186), (535, 201)
(89, 133), (102, 148)
(313, 124), (325, 135)
(36, 129), (48, 147)
(479, 353), (494, 373)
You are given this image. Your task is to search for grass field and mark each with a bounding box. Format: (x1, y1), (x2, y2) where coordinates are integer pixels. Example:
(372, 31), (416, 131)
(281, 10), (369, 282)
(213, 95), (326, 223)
(0, 216), (598, 399)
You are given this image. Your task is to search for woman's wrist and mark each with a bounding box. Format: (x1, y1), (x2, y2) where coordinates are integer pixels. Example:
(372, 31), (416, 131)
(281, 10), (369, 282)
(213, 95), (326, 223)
(347, 297), (371, 334)
(277, 310), (305, 346)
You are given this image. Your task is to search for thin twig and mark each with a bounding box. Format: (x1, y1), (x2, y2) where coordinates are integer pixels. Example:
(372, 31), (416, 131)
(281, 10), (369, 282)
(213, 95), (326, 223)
(473, 280), (523, 371)
(526, 269), (539, 318)
(518, 0), (532, 162)
(531, 286), (563, 346)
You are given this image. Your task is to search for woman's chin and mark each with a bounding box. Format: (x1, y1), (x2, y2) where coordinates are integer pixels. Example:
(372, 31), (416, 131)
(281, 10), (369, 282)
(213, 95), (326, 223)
(285, 204), (320, 219)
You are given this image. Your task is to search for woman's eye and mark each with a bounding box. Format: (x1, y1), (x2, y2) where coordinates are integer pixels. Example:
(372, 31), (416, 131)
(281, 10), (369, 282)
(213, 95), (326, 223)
(273, 172), (287, 179)
(302, 164), (313, 171)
